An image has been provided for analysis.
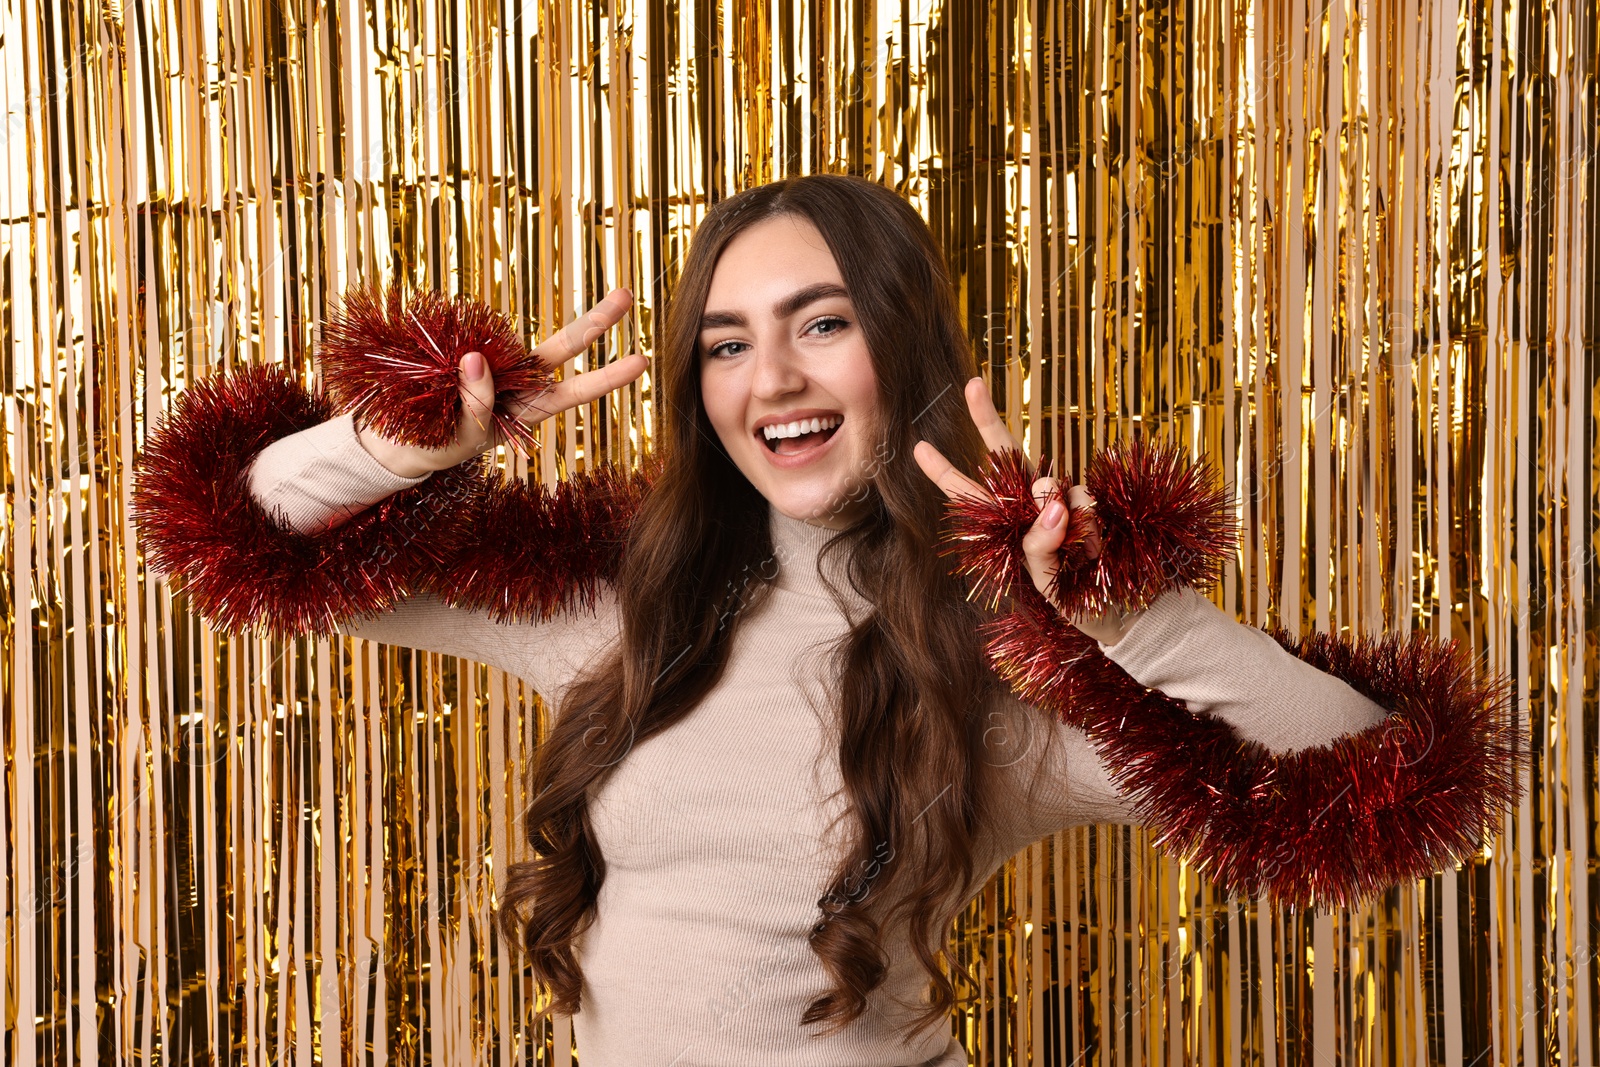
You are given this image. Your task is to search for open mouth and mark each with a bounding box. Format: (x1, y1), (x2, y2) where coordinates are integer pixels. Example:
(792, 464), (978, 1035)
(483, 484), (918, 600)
(760, 419), (842, 455)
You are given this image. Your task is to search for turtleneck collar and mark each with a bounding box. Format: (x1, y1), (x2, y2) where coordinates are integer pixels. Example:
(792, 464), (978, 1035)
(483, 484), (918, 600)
(766, 502), (871, 612)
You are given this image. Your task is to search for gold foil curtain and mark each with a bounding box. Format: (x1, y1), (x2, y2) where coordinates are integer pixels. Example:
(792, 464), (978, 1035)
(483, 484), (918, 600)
(0, 0), (1593, 1063)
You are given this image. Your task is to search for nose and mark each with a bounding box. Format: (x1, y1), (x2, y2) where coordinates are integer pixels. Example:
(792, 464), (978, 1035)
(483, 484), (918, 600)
(748, 333), (807, 401)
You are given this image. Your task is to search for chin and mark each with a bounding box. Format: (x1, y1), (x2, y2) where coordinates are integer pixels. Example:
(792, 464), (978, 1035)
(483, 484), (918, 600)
(732, 441), (876, 528)
(779, 485), (874, 528)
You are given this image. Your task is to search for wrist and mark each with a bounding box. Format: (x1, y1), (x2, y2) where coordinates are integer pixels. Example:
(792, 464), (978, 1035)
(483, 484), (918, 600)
(1072, 605), (1140, 646)
(355, 419), (434, 478)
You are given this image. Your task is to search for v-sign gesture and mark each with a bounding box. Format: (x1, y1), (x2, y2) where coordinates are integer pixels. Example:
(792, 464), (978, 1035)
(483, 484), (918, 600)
(358, 288), (650, 478)
(911, 376), (1132, 645)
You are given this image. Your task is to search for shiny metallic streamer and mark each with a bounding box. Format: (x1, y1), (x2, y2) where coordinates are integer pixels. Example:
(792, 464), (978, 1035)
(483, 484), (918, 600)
(0, 0), (1593, 1063)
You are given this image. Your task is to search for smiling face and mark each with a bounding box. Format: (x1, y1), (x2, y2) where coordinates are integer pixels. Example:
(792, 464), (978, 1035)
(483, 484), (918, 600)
(697, 214), (882, 530)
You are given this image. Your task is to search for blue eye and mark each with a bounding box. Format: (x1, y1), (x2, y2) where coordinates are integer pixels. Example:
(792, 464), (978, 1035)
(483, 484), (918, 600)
(810, 316), (848, 336)
(707, 340), (748, 359)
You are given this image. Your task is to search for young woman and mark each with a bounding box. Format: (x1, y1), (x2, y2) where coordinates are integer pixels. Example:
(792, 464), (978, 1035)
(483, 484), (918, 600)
(135, 175), (1517, 1066)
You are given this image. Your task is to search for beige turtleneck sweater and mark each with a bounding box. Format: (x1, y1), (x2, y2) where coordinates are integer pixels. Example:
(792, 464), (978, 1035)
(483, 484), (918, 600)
(243, 413), (1388, 1067)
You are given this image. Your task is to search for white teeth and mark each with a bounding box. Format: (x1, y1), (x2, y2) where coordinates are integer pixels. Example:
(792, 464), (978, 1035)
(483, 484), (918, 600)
(761, 415), (842, 441)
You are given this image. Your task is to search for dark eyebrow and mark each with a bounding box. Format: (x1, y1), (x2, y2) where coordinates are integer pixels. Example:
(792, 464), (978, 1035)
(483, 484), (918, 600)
(699, 282), (850, 333)
(699, 309), (746, 331)
(773, 282), (849, 321)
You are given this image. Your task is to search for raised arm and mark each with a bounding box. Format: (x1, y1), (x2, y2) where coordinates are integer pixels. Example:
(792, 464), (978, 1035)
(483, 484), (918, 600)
(132, 364), (484, 634)
(132, 289), (653, 687)
(915, 382), (1523, 908)
(992, 584), (1397, 844)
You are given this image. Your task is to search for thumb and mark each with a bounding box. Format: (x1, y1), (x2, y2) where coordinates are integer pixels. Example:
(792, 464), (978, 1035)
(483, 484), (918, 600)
(1021, 477), (1068, 606)
(458, 351), (497, 448)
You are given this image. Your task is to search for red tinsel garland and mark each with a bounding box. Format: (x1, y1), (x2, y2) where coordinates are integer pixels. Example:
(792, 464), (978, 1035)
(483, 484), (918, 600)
(318, 285), (551, 455)
(982, 589), (1522, 906)
(938, 440), (1238, 618)
(425, 453), (663, 623)
(134, 363), (663, 636)
(132, 365), (486, 636)
(941, 444), (1523, 906)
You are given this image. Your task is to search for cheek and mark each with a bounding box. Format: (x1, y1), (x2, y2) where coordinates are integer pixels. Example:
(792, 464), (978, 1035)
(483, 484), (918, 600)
(842, 344), (879, 410)
(844, 369), (881, 436)
(699, 375), (750, 454)
(697, 373), (730, 429)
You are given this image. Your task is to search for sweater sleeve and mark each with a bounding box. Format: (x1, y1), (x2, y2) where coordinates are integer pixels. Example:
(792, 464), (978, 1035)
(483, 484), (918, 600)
(1095, 586), (1389, 753)
(981, 589), (1520, 906)
(246, 412), (435, 533)
(133, 365), (488, 635)
(994, 587), (1389, 847)
(242, 413), (622, 707)
(328, 591), (621, 721)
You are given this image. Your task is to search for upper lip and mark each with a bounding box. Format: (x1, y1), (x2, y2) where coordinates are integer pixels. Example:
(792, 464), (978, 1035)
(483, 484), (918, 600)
(752, 409), (843, 434)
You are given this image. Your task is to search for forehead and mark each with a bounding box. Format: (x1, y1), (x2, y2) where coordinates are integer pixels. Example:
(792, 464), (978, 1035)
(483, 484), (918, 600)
(704, 215), (845, 309)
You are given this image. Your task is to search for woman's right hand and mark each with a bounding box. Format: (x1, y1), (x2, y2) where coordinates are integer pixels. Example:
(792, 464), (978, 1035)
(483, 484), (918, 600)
(355, 288), (649, 478)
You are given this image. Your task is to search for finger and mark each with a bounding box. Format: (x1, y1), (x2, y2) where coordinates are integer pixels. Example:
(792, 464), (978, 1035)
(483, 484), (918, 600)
(962, 377), (1024, 456)
(1021, 492), (1069, 608)
(1065, 483), (1103, 560)
(510, 352), (650, 425)
(459, 351), (498, 443)
(532, 288), (634, 367)
(1031, 476), (1061, 510)
(913, 440), (992, 502)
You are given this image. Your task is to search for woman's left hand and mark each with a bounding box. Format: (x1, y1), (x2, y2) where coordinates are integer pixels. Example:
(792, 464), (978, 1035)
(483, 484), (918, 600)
(912, 376), (1133, 646)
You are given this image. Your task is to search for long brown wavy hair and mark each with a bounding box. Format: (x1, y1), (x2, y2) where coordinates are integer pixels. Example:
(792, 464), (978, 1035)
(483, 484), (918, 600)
(498, 175), (1007, 1036)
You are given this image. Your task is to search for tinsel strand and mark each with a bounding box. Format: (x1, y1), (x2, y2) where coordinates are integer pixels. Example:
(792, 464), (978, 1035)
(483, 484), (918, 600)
(938, 440), (1236, 617)
(132, 365), (485, 636)
(426, 453), (662, 623)
(318, 285), (552, 455)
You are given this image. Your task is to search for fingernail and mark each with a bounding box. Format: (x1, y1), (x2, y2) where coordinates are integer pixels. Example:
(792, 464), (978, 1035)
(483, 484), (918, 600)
(1041, 500), (1066, 528)
(463, 351), (485, 380)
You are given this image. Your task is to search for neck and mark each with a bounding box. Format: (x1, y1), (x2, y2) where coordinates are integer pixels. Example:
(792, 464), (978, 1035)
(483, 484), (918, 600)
(767, 502), (870, 613)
